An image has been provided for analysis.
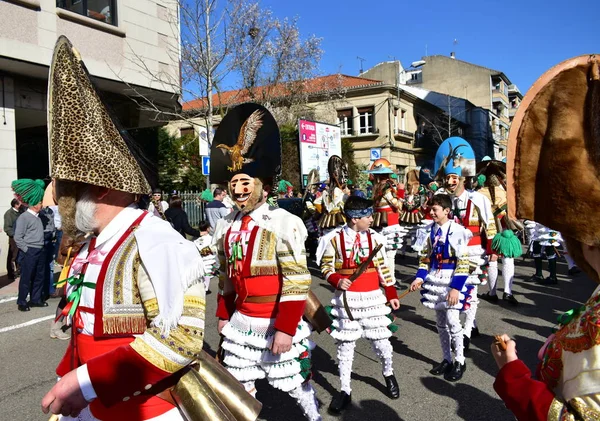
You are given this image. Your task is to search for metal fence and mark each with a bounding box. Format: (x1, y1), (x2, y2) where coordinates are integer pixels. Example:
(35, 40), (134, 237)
(179, 191), (205, 228)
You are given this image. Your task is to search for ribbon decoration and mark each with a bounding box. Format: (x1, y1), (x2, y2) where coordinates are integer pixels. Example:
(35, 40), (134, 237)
(61, 273), (96, 317)
(228, 236), (244, 279)
(70, 248), (108, 274)
(556, 305), (587, 327)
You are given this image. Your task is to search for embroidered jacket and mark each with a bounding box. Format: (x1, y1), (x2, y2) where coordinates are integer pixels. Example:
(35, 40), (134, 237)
(414, 221), (471, 291)
(213, 202), (312, 336)
(319, 226), (397, 301)
(56, 207), (206, 416)
(494, 284), (600, 420)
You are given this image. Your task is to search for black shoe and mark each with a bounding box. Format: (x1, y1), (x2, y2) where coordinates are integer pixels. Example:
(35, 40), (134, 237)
(503, 293), (519, 306)
(527, 274), (544, 282)
(28, 301), (49, 308)
(17, 305), (30, 312)
(471, 326), (480, 338)
(568, 267), (581, 276)
(384, 374), (399, 399)
(430, 359), (452, 375)
(328, 391), (351, 414)
(444, 361), (466, 382)
(538, 276), (558, 285)
(479, 292), (499, 303)
(463, 335), (470, 351)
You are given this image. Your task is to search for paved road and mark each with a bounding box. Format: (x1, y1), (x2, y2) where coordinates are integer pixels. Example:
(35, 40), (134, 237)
(0, 253), (595, 421)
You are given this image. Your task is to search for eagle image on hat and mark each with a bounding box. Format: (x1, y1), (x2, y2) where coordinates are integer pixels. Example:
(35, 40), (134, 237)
(48, 36), (150, 194)
(210, 103), (281, 184)
(433, 136), (476, 179)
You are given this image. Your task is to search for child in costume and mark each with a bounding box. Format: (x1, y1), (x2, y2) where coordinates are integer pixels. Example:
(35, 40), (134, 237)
(317, 196), (400, 414)
(411, 194), (473, 381)
(433, 137), (496, 347)
(524, 221), (562, 284)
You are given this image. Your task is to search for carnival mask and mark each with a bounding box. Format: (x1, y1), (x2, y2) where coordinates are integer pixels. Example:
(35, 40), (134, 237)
(229, 174), (264, 212)
(445, 174), (461, 194)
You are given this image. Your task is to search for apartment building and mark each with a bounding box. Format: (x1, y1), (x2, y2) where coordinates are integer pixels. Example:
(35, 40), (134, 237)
(0, 0), (181, 275)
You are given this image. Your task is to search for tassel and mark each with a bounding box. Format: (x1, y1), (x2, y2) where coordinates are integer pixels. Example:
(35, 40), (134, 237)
(492, 230), (523, 258)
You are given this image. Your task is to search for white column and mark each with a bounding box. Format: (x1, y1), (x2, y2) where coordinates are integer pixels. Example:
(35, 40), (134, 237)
(0, 76), (18, 276)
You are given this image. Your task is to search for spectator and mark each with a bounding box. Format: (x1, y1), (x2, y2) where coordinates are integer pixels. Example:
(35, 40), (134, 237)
(39, 206), (56, 300)
(12, 179), (47, 312)
(193, 220), (214, 292)
(205, 187), (230, 233)
(165, 195), (200, 238)
(4, 198), (23, 280)
(148, 187), (169, 219)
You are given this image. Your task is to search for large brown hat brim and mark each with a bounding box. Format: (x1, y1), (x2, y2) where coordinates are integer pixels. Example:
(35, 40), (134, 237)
(507, 54), (600, 246)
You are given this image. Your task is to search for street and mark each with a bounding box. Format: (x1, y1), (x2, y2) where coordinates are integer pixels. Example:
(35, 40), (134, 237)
(0, 253), (595, 421)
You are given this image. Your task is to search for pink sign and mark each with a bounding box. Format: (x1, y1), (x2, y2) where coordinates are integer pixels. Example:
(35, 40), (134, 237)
(299, 119), (317, 144)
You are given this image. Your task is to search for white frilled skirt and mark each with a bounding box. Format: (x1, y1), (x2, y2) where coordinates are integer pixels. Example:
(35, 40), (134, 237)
(221, 311), (314, 392)
(420, 269), (475, 311)
(58, 407), (183, 421)
(328, 289), (393, 342)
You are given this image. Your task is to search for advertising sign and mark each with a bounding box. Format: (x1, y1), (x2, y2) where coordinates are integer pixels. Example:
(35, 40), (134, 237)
(298, 119), (342, 186)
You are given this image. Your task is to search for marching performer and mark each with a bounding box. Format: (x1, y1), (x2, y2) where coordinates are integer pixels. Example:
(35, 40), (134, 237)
(211, 103), (321, 421)
(368, 159), (408, 277)
(317, 196), (400, 414)
(313, 155), (348, 231)
(524, 221), (562, 285)
(40, 37), (214, 421)
(410, 194), (473, 381)
(493, 54), (600, 420)
(148, 188), (169, 219)
(433, 137), (496, 348)
(476, 160), (523, 305)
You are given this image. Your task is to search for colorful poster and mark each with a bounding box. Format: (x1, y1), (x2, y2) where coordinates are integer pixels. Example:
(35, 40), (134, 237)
(298, 119), (342, 186)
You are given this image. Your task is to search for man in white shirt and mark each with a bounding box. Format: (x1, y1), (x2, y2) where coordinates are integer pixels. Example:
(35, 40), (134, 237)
(147, 188), (169, 219)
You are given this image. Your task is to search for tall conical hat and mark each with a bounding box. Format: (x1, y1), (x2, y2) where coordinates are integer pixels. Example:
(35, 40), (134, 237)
(476, 160), (506, 184)
(48, 36), (150, 194)
(327, 155), (348, 188)
(433, 137), (476, 179)
(210, 103), (281, 184)
(368, 158), (394, 174)
(507, 54), (600, 248)
(305, 169), (320, 187)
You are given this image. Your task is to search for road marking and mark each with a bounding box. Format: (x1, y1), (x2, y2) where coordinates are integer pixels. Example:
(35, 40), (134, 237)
(0, 315), (54, 334)
(0, 297), (18, 304)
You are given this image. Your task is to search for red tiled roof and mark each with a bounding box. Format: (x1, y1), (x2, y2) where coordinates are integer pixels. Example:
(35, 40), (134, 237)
(182, 74), (383, 111)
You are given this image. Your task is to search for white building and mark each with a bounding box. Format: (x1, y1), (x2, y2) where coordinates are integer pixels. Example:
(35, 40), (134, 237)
(0, 0), (181, 276)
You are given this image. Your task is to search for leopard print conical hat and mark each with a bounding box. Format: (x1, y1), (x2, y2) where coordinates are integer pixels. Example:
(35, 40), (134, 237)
(48, 36), (150, 194)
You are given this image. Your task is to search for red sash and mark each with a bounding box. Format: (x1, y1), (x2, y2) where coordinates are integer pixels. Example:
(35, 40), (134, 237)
(339, 230), (380, 292)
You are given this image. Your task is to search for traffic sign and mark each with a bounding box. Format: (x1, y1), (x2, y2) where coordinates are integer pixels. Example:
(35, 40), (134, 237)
(370, 148), (382, 161)
(202, 156), (210, 175)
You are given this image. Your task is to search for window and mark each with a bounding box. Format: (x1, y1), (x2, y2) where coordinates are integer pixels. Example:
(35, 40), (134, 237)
(401, 110), (406, 131)
(337, 109), (353, 136)
(357, 106), (374, 134)
(57, 0), (117, 25)
(392, 109), (406, 134)
(180, 127), (195, 138)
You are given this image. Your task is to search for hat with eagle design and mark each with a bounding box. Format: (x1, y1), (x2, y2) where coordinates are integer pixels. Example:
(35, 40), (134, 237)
(48, 36), (151, 194)
(210, 103), (281, 184)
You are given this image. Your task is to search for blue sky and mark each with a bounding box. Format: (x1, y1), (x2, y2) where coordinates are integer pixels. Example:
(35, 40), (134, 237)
(258, 0), (599, 93)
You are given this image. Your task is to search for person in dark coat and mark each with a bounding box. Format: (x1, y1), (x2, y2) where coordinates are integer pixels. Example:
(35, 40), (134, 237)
(164, 195), (200, 238)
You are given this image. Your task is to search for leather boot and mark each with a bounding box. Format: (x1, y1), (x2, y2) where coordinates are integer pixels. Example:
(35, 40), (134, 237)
(444, 361), (466, 382)
(384, 374), (399, 399)
(430, 359), (452, 375)
(328, 391), (351, 414)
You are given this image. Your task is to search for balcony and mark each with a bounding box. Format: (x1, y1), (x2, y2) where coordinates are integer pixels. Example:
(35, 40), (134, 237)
(393, 129), (414, 141)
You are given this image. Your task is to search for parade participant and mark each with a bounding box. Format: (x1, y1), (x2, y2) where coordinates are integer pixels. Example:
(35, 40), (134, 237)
(302, 169), (321, 260)
(40, 37), (212, 421)
(433, 137), (495, 346)
(278, 179), (294, 198)
(476, 160), (522, 305)
(493, 53), (600, 421)
(400, 170), (425, 225)
(410, 194), (473, 381)
(147, 188), (169, 219)
(211, 103), (321, 421)
(418, 167), (438, 221)
(316, 196), (400, 414)
(313, 155), (348, 231)
(524, 220), (562, 284)
(368, 159), (408, 276)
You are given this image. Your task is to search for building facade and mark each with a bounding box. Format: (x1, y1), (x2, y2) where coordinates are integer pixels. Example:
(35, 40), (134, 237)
(0, 0), (181, 275)
(173, 74), (461, 184)
(362, 56), (519, 159)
